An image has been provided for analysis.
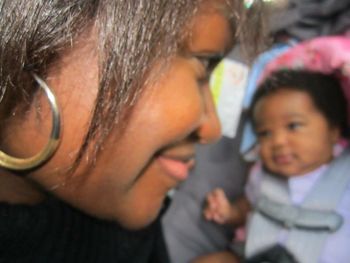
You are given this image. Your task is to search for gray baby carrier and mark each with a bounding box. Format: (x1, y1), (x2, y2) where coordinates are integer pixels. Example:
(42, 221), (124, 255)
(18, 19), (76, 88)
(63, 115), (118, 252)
(245, 148), (350, 263)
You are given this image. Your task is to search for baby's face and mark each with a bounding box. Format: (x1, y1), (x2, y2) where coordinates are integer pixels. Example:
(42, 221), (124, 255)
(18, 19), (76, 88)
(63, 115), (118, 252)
(253, 88), (340, 177)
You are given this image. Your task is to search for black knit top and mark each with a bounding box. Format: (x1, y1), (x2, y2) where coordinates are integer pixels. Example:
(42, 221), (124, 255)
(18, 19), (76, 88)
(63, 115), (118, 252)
(0, 198), (169, 263)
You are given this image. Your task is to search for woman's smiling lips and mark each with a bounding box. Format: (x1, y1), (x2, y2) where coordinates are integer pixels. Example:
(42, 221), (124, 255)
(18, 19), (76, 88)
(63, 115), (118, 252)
(157, 154), (195, 181)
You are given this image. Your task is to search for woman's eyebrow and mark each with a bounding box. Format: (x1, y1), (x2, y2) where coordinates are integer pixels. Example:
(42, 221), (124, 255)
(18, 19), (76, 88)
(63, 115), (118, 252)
(192, 52), (225, 71)
(192, 52), (225, 59)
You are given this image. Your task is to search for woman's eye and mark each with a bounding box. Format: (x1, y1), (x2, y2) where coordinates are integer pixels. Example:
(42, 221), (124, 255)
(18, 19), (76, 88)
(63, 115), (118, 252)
(196, 55), (223, 86)
(197, 74), (210, 86)
(198, 55), (223, 75)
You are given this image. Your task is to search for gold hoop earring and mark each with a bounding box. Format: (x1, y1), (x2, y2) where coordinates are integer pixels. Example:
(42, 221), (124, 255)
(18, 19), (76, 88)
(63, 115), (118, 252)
(0, 73), (61, 171)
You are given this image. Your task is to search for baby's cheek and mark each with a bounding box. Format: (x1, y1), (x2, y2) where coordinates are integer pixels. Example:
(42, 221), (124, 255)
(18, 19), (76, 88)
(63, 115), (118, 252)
(259, 147), (269, 161)
(261, 152), (274, 171)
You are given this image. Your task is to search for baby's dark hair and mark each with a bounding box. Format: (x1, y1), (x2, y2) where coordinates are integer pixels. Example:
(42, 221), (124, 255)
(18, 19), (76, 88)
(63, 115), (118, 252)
(250, 70), (349, 137)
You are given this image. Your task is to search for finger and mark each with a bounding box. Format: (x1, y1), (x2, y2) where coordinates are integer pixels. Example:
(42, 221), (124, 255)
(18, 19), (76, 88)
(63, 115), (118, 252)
(204, 209), (214, 221)
(213, 213), (225, 224)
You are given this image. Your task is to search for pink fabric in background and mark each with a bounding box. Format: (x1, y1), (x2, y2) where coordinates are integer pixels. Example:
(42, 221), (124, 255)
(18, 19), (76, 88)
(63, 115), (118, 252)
(260, 36), (350, 126)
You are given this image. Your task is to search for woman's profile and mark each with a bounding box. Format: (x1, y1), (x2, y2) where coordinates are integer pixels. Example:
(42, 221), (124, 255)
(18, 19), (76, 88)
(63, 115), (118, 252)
(0, 0), (261, 262)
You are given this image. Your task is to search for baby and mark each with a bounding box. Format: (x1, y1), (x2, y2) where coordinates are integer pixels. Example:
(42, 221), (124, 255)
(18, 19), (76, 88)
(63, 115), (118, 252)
(200, 70), (350, 263)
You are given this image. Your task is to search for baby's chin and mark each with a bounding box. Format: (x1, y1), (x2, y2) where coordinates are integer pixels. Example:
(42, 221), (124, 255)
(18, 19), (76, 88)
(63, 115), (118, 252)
(264, 165), (302, 178)
(269, 167), (312, 178)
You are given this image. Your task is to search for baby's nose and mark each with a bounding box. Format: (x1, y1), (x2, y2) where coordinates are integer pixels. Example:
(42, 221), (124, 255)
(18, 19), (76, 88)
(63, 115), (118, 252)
(272, 131), (288, 147)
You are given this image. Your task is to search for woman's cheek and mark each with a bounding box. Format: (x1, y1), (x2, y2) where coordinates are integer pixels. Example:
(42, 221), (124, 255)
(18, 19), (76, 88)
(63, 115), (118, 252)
(167, 78), (204, 133)
(144, 71), (204, 141)
(167, 94), (203, 136)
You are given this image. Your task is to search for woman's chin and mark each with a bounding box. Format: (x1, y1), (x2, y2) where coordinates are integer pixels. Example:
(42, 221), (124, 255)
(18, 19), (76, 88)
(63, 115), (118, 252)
(117, 211), (160, 230)
(114, 201), (163, 230)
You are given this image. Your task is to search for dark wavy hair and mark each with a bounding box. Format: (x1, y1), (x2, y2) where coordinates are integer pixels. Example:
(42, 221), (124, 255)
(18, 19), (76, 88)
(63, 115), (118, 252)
(0, 0), (264, 168)
(250, 70), (349, 137)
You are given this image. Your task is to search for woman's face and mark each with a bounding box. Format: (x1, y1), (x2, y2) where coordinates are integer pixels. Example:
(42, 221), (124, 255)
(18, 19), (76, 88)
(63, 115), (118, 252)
(5, 3), (233, 229)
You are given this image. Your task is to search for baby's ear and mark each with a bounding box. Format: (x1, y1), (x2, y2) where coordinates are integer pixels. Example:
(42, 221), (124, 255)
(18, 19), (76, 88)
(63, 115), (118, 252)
(331, 126), (341, 144)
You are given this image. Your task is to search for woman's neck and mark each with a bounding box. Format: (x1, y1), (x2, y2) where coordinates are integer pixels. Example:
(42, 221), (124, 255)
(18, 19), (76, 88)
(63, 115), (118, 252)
(0, 171), (46, 204)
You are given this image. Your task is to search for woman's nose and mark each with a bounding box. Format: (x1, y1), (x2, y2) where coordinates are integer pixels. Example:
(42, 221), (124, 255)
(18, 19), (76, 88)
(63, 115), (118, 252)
(196, 86), (221, 144)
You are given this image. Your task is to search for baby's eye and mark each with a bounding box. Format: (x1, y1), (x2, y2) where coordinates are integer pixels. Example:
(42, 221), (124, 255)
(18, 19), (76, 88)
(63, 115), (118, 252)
(287, 122), (302, 131)
(256, 130), (271, 139)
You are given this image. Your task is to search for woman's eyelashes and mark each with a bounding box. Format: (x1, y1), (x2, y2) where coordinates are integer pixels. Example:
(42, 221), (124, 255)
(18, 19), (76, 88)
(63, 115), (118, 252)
(195, 54), (223, 86)
(197, 54), (223, 73)
(197, 73), (210, 86)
